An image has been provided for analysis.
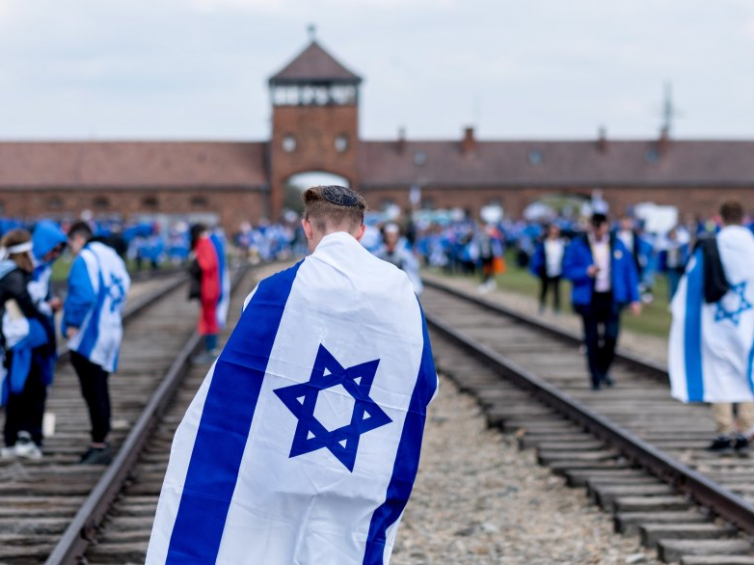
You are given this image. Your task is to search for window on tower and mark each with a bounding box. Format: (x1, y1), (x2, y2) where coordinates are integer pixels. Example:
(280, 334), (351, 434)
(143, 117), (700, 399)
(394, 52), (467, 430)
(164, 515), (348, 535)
(334, 134), (349, 153)
(282, 134), (297, 153)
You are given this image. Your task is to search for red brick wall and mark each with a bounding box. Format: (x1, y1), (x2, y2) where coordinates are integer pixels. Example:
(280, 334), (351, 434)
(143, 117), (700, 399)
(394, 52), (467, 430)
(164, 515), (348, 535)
(0, 187), (267, 233)
(270, 105), (359, 219)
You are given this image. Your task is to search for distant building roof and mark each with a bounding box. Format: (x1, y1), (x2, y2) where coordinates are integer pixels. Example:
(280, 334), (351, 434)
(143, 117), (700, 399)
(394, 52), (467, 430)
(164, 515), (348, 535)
(358, 140), (754, 188)
(269, 41), (362, 85)
(0, 142), (268, 190)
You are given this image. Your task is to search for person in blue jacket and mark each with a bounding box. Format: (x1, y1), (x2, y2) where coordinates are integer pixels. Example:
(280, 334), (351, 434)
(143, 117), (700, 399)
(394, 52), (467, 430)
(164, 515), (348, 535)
(563, 213), (641, 390)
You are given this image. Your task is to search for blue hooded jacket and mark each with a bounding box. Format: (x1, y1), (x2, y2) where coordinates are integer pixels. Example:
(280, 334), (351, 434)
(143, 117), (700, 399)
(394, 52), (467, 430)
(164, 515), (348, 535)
(563, 234), (640, 308)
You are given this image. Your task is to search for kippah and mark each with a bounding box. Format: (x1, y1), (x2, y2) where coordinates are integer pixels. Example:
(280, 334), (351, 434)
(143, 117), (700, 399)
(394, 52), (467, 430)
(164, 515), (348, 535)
(321, 185), (360, 207)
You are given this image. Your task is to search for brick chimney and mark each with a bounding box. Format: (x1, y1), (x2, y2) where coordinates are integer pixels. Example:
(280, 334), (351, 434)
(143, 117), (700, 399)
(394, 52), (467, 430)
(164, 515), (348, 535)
(461, 126), (477, 155)
(596, 126), (608, 154)
(397, 127), (406, 154)
(658, 126), (670, 156)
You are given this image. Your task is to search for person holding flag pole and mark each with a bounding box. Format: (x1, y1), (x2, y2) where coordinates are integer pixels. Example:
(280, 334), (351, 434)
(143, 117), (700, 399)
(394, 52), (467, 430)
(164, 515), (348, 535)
(147, 185), (438, 564)
(669, 201), (754, 454)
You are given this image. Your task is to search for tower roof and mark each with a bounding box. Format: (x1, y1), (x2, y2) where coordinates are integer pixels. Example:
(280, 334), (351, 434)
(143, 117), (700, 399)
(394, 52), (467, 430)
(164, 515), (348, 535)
(269, 40), (362, 85)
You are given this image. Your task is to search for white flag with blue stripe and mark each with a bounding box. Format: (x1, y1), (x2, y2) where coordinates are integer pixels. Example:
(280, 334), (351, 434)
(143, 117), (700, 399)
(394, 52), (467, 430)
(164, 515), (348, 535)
(67, 242), (131, 373)
(147, 232), (438, 565)
(669, 226), (754, 403)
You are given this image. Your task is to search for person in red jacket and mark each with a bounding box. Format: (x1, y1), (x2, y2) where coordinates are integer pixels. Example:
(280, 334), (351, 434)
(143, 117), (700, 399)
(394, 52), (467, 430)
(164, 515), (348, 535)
(189, 224), (220, 364)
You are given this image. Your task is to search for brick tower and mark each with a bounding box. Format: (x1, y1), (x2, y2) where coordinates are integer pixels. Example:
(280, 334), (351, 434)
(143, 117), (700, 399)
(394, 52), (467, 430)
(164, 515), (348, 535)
(268, 37), (362, 219)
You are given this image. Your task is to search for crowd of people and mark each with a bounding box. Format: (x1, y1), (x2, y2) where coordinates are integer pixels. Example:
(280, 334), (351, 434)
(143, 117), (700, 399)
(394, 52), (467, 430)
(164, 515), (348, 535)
(1, 200), (753, 463)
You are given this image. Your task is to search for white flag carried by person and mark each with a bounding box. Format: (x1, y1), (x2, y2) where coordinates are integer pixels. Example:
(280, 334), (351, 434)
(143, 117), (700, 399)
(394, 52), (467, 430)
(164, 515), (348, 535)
(147, 232), (438, 565)
(669, 226), (754, 403)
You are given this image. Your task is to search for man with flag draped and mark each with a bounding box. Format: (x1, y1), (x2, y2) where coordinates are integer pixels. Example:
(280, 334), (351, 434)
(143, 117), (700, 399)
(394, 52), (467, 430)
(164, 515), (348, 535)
(669, 201), (754, 454)
(147, 185), (438, 564)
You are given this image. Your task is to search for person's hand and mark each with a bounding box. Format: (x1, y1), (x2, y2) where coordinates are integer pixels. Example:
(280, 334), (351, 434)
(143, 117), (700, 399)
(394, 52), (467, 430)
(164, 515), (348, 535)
(48, 298), (62, 312)
(66, 327), (79, 339)
(630, 302), (642, 316)
(587, 265), (600, 278)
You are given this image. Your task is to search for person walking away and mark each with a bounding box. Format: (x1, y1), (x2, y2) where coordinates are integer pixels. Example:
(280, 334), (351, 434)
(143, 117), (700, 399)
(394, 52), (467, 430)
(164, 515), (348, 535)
(375, 223), (423, 294)
(669, 201), (754, 454)
(658, 227), (690, 301)
(147, 185), (437, 565)
(64, 221), (131, 465)
(188, 224), (221, 363)
(564, 213), (641, 390)
(531, 223), (566, 314)
(0, 229), (58, 460)
(477, 224), (504, 293)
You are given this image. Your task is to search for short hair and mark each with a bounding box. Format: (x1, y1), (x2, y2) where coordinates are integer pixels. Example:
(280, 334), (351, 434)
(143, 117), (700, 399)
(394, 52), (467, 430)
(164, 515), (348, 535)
(720, 201), (744, 225)
(303, 185), (367, 233)
(591, 213), (608, 227)
(0, 228), (33, 272)
(68, 221), (93, 241)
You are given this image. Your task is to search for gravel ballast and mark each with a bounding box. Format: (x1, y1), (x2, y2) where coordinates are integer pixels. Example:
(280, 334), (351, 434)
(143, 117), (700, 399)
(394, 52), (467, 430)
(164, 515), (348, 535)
(391, 376), (661, 565)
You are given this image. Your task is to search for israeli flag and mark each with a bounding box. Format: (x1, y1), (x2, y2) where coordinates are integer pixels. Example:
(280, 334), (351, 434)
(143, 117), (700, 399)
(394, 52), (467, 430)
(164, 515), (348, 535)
(210, 232), (230, 329)
(147, 232), (438, 565)
(67, 242), (131, 373)
(669, 226), (754, 402)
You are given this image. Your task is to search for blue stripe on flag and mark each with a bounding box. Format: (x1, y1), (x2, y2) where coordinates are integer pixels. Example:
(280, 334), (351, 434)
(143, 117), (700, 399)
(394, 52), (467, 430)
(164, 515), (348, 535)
(166, 261), (302, 564)
(684, 249), (705, 401)
(78, 268), (108, 360)
(747, 330), (754, 395)
(363, 303), (438, 565)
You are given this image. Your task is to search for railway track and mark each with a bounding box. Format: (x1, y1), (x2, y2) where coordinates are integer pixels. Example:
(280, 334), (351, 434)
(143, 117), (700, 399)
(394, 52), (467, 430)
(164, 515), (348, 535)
(421, 278), (754, 564)
(42, 267), (255, 565)
(0, 271), (196, 564)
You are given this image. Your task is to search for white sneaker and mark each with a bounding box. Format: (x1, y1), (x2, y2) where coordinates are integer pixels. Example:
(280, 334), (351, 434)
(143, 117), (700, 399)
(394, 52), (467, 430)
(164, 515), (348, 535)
(14, 432), (42, 460)
(0, 445), (17, 459)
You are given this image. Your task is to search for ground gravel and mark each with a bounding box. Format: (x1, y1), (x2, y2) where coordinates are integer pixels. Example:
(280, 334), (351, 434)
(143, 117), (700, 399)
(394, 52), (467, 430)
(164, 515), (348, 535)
(391, 376), (662, 565)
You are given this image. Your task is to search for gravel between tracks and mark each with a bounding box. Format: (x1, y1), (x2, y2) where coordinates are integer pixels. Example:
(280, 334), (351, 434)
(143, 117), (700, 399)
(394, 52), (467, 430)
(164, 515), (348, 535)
(392, 375), (661, 565)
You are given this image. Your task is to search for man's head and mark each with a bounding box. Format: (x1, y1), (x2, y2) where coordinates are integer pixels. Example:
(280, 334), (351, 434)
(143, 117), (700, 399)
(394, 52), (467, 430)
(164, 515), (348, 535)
(301, 185), (367, 252)
(383, 223), (400, 250)
(546, 223), (560, 239)
(590, 213), (609, 240)
(67, 221), (93, 257)
(619, 216), (634, 231)
(720, 201), (744, 227)
(0, 229), (34, 273)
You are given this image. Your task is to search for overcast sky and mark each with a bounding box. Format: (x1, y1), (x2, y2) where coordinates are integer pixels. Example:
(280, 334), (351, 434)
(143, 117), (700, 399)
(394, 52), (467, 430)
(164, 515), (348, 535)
(0, 0), (752, 141)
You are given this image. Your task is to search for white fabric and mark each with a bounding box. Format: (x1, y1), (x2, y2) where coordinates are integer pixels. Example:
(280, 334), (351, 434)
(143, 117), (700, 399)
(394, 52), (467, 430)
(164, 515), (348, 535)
(68, 242), (131, 373)
(544, 239), (564, 277)
(590, 236), (611, 292)
(147, 232), (436, 564)
(669, 226), (754, 403)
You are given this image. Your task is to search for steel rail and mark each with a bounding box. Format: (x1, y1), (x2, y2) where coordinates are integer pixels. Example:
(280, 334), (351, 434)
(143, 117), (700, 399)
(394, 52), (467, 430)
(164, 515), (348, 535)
(423, 277), (668, 381)
(424, 287), (754, 538)
(45, 267), (248, 565)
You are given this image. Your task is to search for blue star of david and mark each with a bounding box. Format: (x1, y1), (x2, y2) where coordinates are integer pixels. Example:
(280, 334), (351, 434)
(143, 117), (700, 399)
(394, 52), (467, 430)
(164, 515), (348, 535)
(715, 281), (753, 326)
(108, 274), (126, 313)
(273, 344), (392, 472)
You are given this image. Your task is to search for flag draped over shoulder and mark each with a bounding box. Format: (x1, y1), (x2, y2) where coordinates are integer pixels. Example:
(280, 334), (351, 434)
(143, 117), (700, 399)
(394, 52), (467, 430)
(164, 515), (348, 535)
(210, 232), (230, 329)
(147, 232), (438, 565)
(669, 226), (754, 403)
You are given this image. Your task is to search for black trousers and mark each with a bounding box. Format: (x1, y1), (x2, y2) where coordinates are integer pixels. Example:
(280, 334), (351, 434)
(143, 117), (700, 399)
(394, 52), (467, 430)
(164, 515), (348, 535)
(70, 351), (111, 443)
(539, 275), (561, 311)
(578, 292), (621, 387)
(3, 353), (47, 447)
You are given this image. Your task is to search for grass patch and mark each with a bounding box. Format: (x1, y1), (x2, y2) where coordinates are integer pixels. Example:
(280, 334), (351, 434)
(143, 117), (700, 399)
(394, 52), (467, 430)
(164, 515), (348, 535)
(432, 251), (673, 339)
